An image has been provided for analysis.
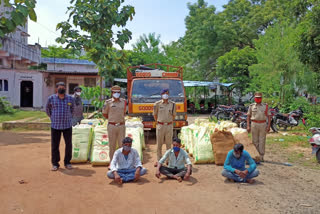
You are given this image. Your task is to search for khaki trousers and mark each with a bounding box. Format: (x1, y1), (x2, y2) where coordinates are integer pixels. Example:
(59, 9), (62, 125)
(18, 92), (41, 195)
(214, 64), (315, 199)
(156, 124), (173, 160)
(251, 122), (267, 157)
(107, 124), (125, 161)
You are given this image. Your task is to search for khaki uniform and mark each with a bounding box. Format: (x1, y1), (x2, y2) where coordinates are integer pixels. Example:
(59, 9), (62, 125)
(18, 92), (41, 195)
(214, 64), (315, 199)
(102, 98), (126, 161)
(247, 103), (271, 158)
(153, 100), (176, 160)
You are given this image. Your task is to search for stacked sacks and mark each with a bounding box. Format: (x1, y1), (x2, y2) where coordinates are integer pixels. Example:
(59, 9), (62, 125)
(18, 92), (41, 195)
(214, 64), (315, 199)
(81, 118), (103, 126)
(125, 117), (145, 161)
(91, 125), (110, 166)
(71, 124), (93, 163)
(230, 128), (260, 162)
(215, 121), (238, 131)
(193, 125), (215, 164)
(210, 130), (235, 165)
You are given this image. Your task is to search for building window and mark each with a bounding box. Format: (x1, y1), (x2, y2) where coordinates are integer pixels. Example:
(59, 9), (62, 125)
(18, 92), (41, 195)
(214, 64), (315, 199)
(84, 78), (96, 87)
(0, 79), (9, 91)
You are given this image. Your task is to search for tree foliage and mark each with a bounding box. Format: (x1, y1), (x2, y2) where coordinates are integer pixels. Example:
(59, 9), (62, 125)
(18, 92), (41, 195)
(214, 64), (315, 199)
(0, 0), (37, 37)
(41, 45), (89, 59)
(56, 0), (135, 80)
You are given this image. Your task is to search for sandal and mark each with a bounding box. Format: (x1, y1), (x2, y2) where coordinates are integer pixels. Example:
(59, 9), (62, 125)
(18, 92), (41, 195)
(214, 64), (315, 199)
(65, 164), (73, 170)
(51, 166), (59, 171)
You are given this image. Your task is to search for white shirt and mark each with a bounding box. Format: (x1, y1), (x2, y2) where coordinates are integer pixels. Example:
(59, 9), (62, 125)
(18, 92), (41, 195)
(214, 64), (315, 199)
(110, 148), (143, 172)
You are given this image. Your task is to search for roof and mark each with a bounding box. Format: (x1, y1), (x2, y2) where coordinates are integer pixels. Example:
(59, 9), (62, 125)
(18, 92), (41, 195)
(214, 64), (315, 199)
(41, 70), (99, 74)
(114, 78), (233, 87)
(41, 58), (96, 66)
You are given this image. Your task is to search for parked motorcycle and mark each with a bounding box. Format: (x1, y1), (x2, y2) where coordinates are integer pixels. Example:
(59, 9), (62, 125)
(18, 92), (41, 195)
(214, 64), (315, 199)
(273, 107), (306, 131)
(187, 100), (196, 114)
(269, 105), (280, 132)
(309, 127), (320, 163)
(231, 111), (248, 129)
(215, 105), (235, 120)
(199, 100), (206, 114)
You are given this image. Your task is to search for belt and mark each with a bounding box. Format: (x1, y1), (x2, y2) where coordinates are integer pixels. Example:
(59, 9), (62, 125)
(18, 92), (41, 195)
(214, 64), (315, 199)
(108, 122), (125, 126)
(251, 120), (266, 123)
(157, 121), (173, 125)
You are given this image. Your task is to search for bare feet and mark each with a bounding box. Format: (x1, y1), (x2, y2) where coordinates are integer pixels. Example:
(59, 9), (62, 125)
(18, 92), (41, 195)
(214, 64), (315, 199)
(173, 175), (182, 182)
(227, 178), (235, 183)
(246, 179), (255, 184)
(154, 162), (158, 167)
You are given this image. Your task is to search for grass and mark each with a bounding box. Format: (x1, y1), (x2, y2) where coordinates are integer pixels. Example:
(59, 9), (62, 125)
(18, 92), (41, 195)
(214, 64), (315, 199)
(267, 135), (309, 149)
(0, 110), (48, 123)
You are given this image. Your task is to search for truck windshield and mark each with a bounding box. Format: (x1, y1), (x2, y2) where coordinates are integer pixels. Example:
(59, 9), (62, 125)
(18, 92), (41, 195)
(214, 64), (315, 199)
(132, 79), (184, 98)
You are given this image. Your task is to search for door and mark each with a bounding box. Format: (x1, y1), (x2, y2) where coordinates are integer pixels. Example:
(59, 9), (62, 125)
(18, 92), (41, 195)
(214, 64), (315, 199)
(20, 81), (33, 107)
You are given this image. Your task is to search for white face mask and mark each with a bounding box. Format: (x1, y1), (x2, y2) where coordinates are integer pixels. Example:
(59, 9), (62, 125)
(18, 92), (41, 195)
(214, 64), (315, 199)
(162, 94), (169, 100)
(113, 92), (120, 98)
(75, 92), (81, 96)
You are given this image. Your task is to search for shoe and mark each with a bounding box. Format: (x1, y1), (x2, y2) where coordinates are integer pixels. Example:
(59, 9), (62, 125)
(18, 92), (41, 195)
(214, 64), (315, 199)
(51, 165), (59, 171)
(65, 164), (73, 170)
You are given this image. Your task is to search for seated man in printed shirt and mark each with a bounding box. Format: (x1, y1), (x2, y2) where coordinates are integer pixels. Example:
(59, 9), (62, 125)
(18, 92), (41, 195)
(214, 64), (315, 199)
(107, 137), (147, 184)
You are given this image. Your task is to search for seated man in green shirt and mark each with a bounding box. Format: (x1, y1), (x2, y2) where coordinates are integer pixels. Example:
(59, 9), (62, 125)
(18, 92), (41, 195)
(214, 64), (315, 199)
(155, 138), (192, 182)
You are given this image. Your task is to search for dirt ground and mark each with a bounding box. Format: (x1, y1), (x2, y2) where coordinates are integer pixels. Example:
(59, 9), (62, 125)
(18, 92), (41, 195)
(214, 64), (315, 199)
(1, 116), (320, 214)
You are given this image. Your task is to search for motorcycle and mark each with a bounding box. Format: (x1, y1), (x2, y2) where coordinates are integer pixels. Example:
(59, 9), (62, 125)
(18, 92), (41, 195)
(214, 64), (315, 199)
(231, 111), (248, 129)
(187, 100), (196, 114)
(215, 105), (235, 120)
(269, 105), (280, 132)
(273, 107), (306, 131)
(207, 102), (215, 114)
(199, 100), (206, 114)
(309, 127), (320, 163)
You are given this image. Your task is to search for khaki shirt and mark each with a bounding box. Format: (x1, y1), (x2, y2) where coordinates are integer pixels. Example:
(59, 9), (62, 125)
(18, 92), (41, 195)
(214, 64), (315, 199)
(153, 100), (176, 123)
(102, 98), (126, 123)
(247, 103), (271, 121)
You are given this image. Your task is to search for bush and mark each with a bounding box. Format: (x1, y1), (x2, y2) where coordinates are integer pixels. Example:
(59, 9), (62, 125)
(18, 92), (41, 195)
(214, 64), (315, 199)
(0, 97), (16, 114)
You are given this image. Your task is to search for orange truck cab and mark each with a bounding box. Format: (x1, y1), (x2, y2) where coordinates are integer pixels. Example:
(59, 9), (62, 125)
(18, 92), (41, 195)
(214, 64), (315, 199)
(127, 63), (188, 131)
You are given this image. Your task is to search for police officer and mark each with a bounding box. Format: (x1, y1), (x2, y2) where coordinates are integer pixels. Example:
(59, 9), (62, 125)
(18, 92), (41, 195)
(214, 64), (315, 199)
(102, 85), (127, 161)
(247, 92), (271, 162)
(153, 88), (176, 164)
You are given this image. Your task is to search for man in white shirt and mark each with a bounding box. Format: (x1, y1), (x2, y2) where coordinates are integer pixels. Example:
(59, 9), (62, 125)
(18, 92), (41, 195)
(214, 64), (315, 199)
(107, 137), (147, 184)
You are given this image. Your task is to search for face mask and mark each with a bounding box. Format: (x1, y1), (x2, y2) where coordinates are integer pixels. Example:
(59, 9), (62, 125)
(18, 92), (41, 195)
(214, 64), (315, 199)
(75, 92), (81, 96)
(173, 146), (180, 152)
(162, 94), (169, 100)
(254, 97), (262, 104)
(123, 145), (131, 152)
(233, 151), (241, 159)
(113, 92), (120, 98)
(58, 88), (66, 94)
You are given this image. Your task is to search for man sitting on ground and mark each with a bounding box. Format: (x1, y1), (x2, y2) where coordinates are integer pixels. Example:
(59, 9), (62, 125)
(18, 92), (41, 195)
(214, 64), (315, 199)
(107, 137), (147, 184)
(222, 143), (259, 184)
(155, 138), (192, 182)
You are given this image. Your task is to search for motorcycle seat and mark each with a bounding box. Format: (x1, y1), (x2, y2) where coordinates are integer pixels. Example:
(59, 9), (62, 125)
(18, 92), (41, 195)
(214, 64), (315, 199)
(277, 113), (289, 117)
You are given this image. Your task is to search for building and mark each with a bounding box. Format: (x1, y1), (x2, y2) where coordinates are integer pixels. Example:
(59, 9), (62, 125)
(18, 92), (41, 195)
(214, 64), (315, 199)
(40, 57), (102, 108)
(0, 3), (42, 108)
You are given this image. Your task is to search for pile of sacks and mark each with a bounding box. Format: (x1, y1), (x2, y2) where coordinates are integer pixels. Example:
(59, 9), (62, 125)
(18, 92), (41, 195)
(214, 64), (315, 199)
(70, 117), (145, 166)
(180, 119), (259, 165)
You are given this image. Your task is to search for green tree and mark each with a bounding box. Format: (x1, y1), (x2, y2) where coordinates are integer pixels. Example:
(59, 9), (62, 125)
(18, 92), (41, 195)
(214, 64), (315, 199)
(56, 0), (135, 81)
(217, 47), (257, 99)
(249, 22), (315, 103)
(0, 0), (37, 37)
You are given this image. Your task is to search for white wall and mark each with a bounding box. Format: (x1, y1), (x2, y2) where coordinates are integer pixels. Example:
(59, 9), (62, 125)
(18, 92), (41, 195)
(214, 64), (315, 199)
(47, 63), (97, 73)
(0, 69), (43, 108)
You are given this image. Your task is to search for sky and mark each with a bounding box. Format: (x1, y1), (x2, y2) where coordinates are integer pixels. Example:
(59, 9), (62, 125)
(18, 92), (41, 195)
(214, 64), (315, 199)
(28, 0), (229, 50)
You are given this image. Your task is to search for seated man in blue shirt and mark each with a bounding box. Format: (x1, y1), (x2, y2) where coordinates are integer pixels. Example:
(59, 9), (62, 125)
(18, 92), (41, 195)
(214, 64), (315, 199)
(222, 143), (259, 184)
(155, 138), (192, 182)
(107, 137), (147, 184)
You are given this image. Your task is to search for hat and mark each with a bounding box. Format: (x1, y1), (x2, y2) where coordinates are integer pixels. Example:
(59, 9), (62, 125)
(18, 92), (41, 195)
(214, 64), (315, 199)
(111, 85), (121, 92)
(160, 88), (169, 95)
(254, 92), (262, 97)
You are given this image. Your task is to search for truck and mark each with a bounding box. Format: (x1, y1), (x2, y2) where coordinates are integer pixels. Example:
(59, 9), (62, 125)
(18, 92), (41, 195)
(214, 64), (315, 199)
(127, 63), (188, 133)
